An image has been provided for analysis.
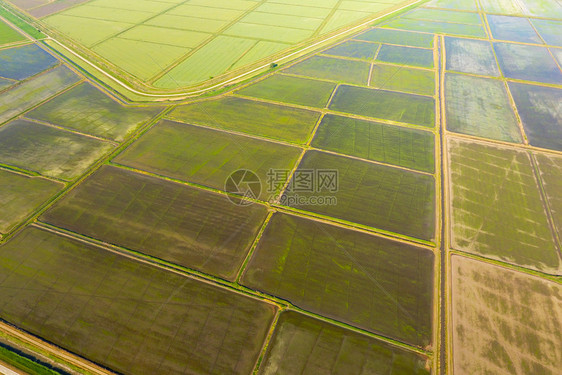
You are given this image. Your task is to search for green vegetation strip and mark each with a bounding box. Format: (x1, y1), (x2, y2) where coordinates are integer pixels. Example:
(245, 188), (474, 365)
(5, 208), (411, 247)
(242, 213), (435, 347)
(41, 165), (268, 281)
(449, 139), (560, 274)
(114, 120), (302, 200)
(258, 311), (431, 374)
(0, 344), (63, 375)
(0, 226), (276, 375)
(281, 150), (435, 241)
(0, 5), (44, 39)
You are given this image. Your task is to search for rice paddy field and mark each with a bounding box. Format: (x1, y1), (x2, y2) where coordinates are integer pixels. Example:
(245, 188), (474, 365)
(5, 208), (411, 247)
(6, 0), (423, 91)
(0, 0), (561, 374)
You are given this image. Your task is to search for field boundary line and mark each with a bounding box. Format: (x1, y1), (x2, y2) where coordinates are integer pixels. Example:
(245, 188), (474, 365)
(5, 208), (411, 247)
(235, 211), (274, 284)
(277, 71), (436, 98)
(32, 0), (427, 99)
(21, 116), (119, 144)
(445, 132), (562, 156)
(448, 250), (562, 282)
(0, 321), (115, 375)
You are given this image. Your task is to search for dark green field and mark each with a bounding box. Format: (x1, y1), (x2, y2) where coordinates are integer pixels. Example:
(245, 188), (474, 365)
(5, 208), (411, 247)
(0, 169), (62, 234)
(242, 213), (434, 347)
(259, 311), (431, 374)
(312, 114), (435, 173)
(0, 226), (276, 375)
(534, 153), (562, 241)
(0, 119), (113, 180)
(330, 85), (435, 127)
(114, 120), (302, 200)
(281, 150), (435, 241)
(41, 165), (268, 280)
(236, 74), (337, 108)
(27, 82), (162, 141)
(167, 96), (321, 144)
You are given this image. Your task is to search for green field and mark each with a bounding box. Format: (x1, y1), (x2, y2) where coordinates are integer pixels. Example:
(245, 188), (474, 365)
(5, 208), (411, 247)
(26, 82), (162, 141)
(444, 37), (500, 76)
(445, 73), (521, 142)
(355, 28), (434, 48)
(0, 169), (62, 234)
(0, 44), (58, 81)
(330, 85), (435, 127)
(37, 0), (415, 89)
(0, 226), (276, 374)
(487, 14), (542, 44)
(451, 255), (562, 374)
(259, 311), (431, 374)
(282, 150), (435, 241)
(41, 165), (268, 280)
(114, 120), (302, 200)
(167, 96), (320, 144)
(0, 119), (113, 180)
(493, 43), (562, 84)
(376, 44), (434, 68)
(0, 19), (25, 45)
(369, 63), (435, 95)
(448, 139), (560, 274)
(242, 213), (434, 346)
(237, 74), (337, 108)
(312, 114), (435, 172)
(509, 82), (562, 151)
(0, 65), (80, 124)
(535, 153), (562, 241)
(322, 40), (380, 60)
(284, 55), (371, 85)
(92, 38), (188, 81)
